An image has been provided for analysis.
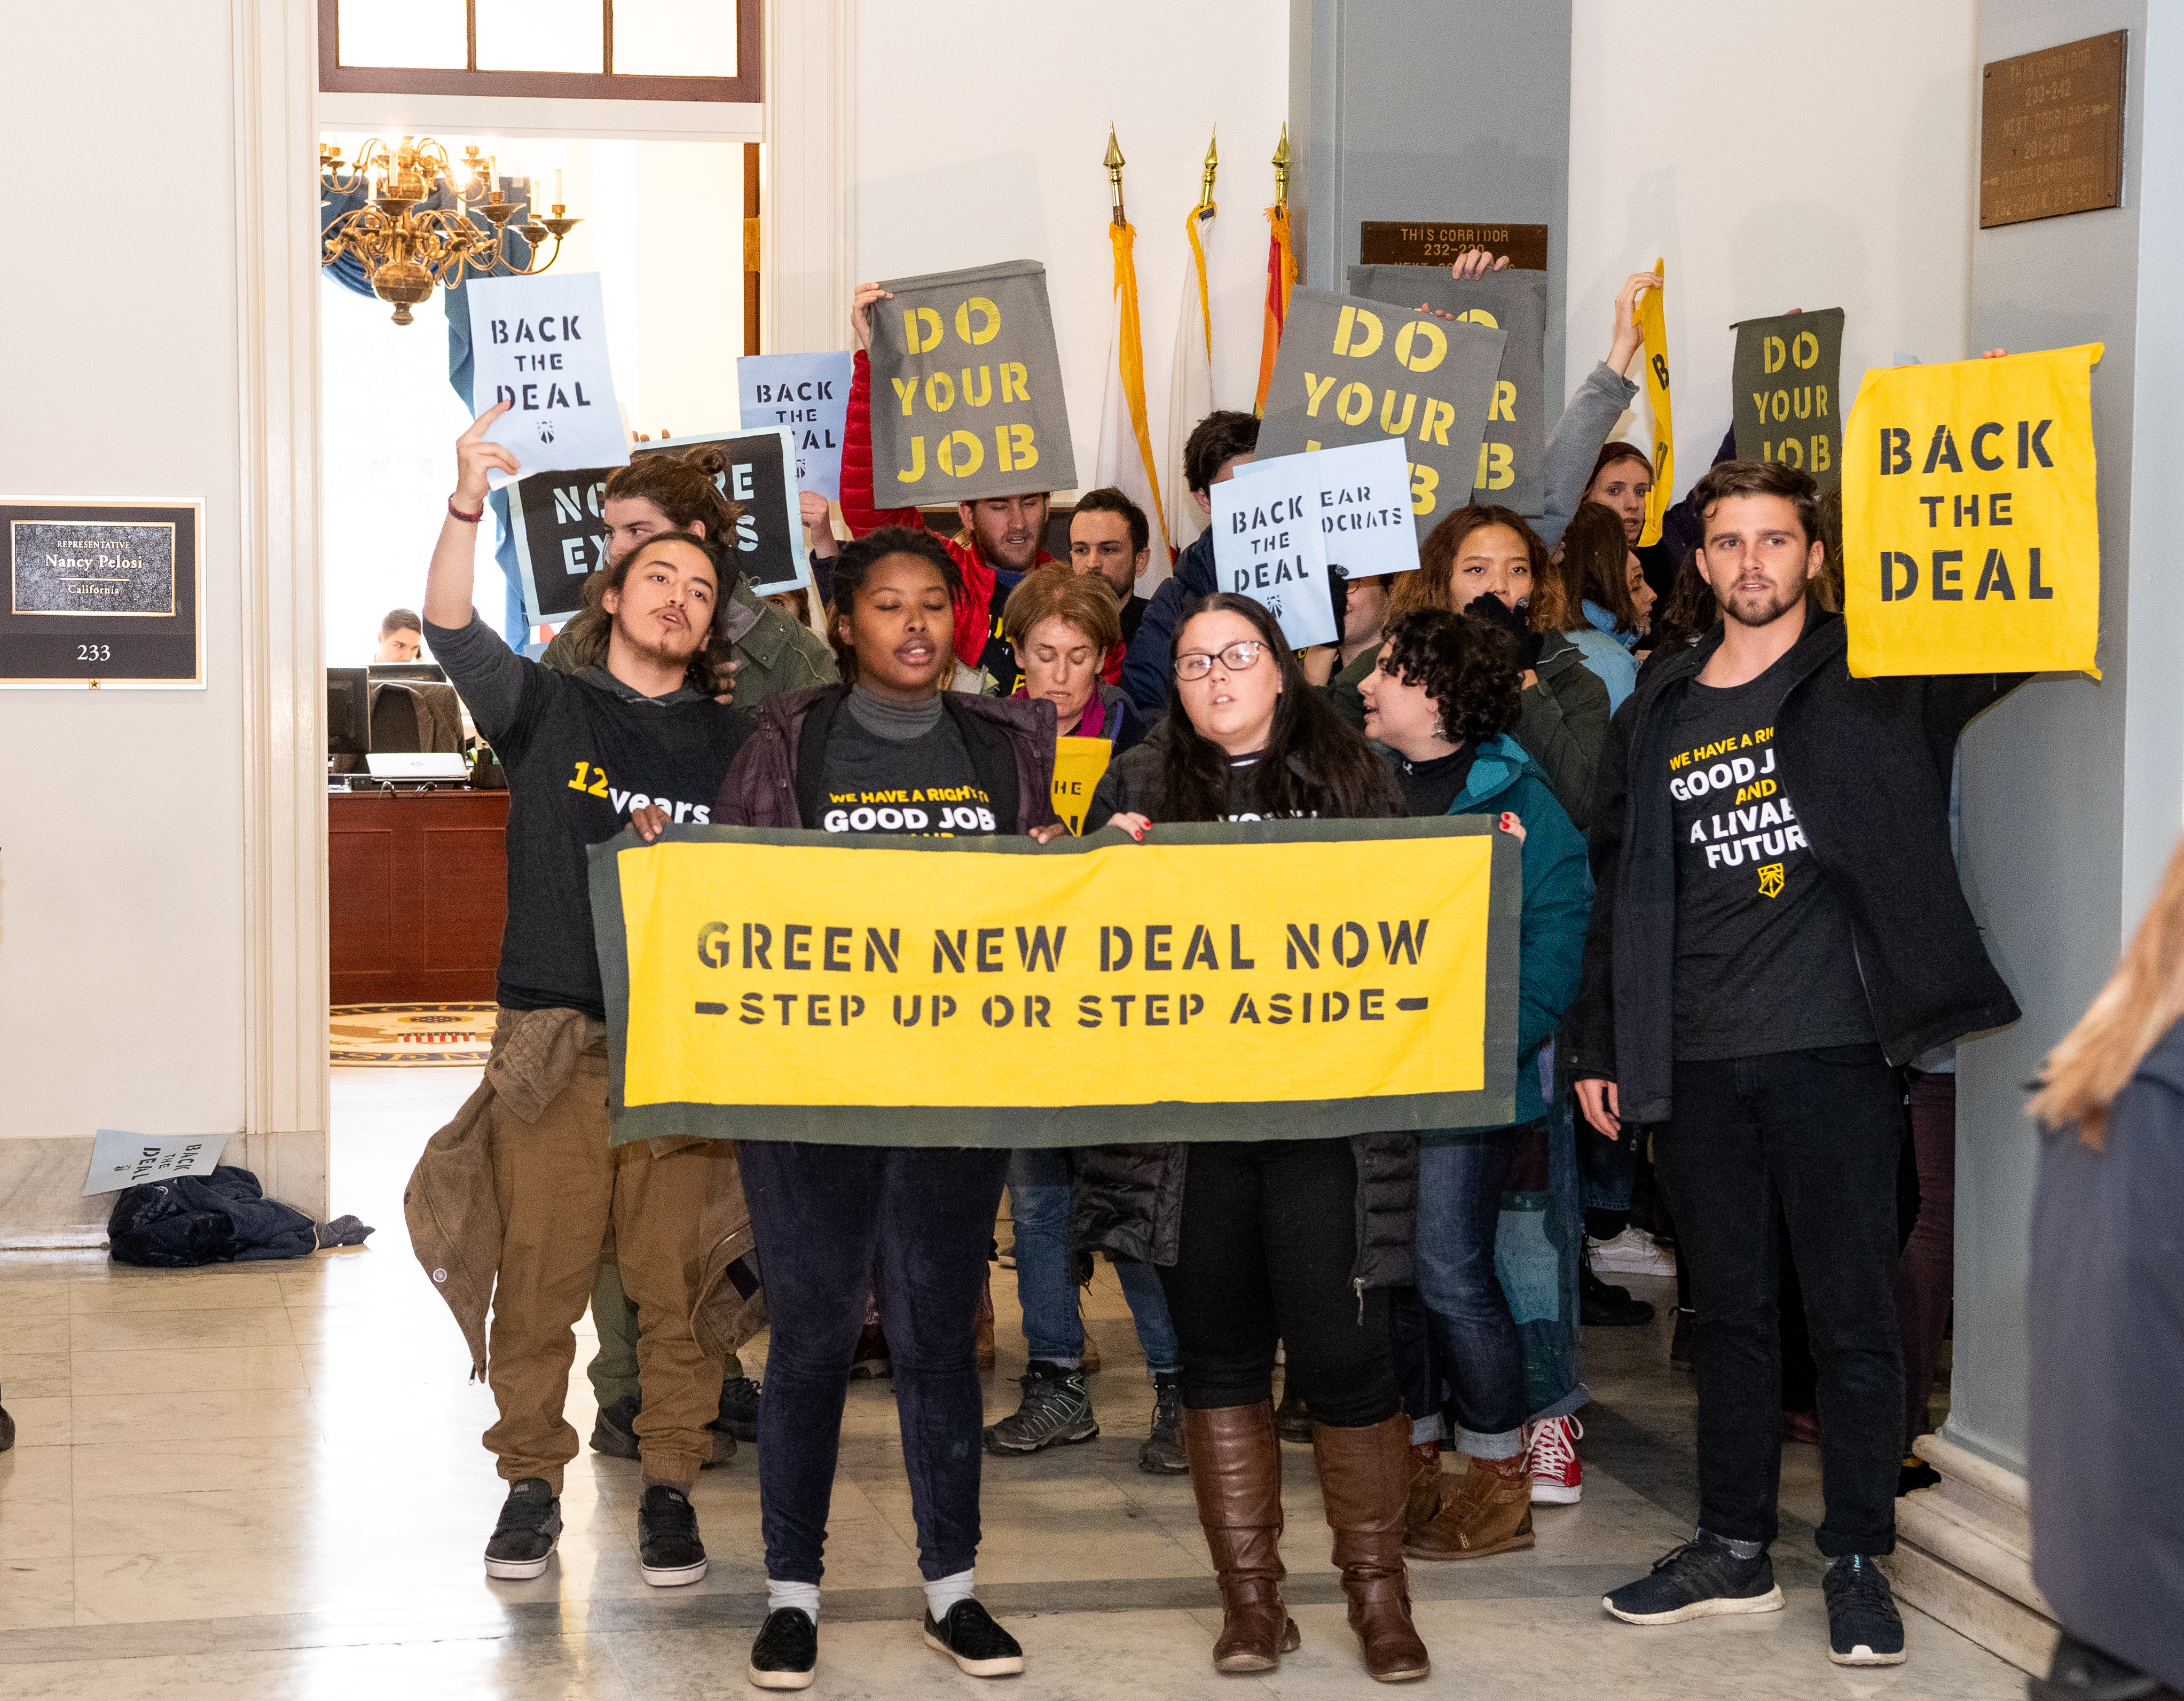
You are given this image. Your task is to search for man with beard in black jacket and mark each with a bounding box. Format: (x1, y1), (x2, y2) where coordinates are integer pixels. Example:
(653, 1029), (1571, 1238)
(1566, 460), (2021, 1670)
(1119, 410), (1258, 715)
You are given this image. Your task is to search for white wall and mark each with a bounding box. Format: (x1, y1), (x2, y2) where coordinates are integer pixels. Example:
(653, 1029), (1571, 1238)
(1565, 0), (1978, 493)
(0, 3), (249, 1145)
(853, 2), (1291, 499)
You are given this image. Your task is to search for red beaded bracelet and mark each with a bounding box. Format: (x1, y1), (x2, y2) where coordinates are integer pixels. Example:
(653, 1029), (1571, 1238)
(447, 496), (484, 524)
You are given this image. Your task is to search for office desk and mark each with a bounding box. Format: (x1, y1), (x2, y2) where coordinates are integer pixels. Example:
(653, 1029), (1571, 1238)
(328, 787), (508, 1004)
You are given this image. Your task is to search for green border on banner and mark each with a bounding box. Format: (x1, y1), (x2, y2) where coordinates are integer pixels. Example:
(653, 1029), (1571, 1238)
(588, 816), (1522, 1148)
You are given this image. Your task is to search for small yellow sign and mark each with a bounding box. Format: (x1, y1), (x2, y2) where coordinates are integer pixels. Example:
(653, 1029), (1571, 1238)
(1843, 344), (2102, 678)
(1636, 259), (1674, 548)
(1051, 735), (1114, 835)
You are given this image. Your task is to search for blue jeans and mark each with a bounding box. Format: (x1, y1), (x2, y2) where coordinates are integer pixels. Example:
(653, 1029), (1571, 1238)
(739, 1140), (1009, 1583)
(1413, 1124), (1533, 1458)
(1007, 1148), (1082, 1365)
(1009, 1148), (1181, 1374)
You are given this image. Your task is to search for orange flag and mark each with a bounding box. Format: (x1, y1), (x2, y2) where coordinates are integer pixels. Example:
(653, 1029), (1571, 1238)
(1253, 204), (1296, 417)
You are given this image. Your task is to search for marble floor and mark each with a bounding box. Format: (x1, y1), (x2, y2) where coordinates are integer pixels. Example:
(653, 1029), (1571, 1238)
(0, 1067), (2022, 1699)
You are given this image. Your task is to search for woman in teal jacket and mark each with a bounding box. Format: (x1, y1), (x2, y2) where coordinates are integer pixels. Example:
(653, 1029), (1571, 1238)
(1360, 607), (1593, 1559)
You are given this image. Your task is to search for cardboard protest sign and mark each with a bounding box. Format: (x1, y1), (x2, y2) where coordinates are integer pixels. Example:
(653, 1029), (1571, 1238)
(1051, 736), (1114, 835)
(866, 260), (1078, 504)
(591, 817), (1519, 1147)
(740, 352), (854, 499)
(1237, 438), (1420, 582)
(83, 1130), (230, 1196)
(467, 272), (628, 485)
(1211, 459), (1341, 650)
(1732, 309), (1845, 493)
(1635, 261), (1674, 546)
(1348, 265), (1546, 514)
(1843, 344), (2103, 678)
(507, 426), (811, 624)
(1258, 287), (1506, 533)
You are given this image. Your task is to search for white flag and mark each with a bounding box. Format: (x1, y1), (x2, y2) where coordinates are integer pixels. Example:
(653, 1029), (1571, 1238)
(1093, 221), (1170, 590)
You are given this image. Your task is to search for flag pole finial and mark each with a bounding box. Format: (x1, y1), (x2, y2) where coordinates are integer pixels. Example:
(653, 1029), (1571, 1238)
(1105, 126), (1127, 226)
(1200, 131), (1220, 208)
(1272, 123), (1290, 208)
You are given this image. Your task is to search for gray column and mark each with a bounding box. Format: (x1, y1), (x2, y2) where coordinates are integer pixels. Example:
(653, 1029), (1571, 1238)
(1288, 0), (1572, 402)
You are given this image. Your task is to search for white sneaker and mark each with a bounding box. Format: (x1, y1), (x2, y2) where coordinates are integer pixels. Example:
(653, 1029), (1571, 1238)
(1526, 1414), (1583, 1504)
(1587, 1228), (1675, 1277)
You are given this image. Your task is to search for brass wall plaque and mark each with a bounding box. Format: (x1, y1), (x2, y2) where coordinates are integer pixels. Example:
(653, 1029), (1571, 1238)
(1981, 30), (2127, 229)
(1358, 221), (1547, 271)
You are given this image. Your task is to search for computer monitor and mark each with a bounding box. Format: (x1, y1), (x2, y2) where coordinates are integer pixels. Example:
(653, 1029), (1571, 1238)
(368, 662), (447, 684)
(327, 667), (370, 759)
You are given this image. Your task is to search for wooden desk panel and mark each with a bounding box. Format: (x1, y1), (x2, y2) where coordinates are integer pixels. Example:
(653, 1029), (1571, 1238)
(329, 789), (508, 1004)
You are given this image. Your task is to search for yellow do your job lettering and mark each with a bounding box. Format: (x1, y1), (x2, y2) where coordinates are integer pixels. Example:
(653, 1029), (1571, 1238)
(896, 422), (1041, 485)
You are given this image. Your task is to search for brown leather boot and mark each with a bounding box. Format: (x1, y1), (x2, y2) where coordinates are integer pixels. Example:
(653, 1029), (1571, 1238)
(1403, 1452), (1535, 1561)
(1183, 1402), (1301, 1672)
(1404, 1444), (1444, 1537)
(1313, 1414), (1432, 1682)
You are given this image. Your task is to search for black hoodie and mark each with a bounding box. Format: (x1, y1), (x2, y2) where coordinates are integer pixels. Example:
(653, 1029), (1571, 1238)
(1563, 603), (2023, 1122)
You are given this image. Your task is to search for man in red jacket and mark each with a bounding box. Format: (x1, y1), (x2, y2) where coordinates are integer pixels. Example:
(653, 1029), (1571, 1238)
(839, 281), (1056, 695)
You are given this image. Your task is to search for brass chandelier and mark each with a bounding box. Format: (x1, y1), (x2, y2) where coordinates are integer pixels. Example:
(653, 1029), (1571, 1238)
(320, 136), (581, 325)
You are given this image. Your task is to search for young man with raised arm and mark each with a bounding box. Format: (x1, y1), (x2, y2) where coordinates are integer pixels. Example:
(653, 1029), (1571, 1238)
(416, 403), (748, 1589)
(838, 282), (1057, 696)
(1566, 460), (2021, 1669)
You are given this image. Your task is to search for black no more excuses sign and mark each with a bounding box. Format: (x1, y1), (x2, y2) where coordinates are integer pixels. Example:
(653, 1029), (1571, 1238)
(1257, 287), (1507, 533)
(508, 426), (810, 624)
(867, 259), (1079, 504)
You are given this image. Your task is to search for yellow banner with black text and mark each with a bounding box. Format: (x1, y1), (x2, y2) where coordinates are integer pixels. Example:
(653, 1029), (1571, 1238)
(1843, 344), (2102, 677)
(590, 818), (1520, 1148)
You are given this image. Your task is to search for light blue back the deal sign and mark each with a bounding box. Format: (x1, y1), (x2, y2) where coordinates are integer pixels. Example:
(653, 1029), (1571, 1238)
(740, 353), (854, 499)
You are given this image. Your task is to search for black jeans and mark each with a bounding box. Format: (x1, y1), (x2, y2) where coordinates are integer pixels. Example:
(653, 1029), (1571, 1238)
(739, 1140), (1010, 1583)
(1656, 1045), (1905, 1557)
(1157, 1137), (1401, 1429)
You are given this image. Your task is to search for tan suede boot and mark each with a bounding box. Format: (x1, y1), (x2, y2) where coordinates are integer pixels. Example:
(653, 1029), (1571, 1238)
(1183, 1403), (1301, 1672)
(1403, 1452), (1535, 1560)
(1313, 1414), (1432, 1682)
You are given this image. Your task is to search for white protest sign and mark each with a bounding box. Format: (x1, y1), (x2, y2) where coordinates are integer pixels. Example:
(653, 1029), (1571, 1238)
(1211, 463), (1340, 650)
(740, 353), (854, 499)
(83, 1130), (230, 1196)
(468, 272), (630, 486)
(1236, 438), (1420, 580)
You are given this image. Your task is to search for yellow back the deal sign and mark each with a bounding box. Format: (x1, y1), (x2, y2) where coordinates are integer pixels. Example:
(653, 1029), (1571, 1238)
(590, 817), (1520, 1148)
(1843, 344), (2102, 677)
(1051, 735), (1113, 835)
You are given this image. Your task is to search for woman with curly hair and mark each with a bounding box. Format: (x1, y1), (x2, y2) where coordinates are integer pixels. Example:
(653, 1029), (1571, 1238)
(1358, 607), (1593, 1559)
(1327, 504), (1610, 829)
(1075, 593), (1432, 1684)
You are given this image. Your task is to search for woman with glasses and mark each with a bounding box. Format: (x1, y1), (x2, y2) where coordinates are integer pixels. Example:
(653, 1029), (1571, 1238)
(1075, 594), (1432, 1685)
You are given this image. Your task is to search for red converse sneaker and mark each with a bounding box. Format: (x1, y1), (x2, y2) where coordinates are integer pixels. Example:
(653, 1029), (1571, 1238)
(1526, 1414), (1583, 1504)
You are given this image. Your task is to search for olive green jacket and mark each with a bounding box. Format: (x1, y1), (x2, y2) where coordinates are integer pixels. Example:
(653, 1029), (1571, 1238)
(538, 576), (837, 709)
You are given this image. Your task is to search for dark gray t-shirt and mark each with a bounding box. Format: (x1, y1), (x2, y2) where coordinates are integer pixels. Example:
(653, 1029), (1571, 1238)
(818, 688), (995, 836)
(1668, 659), (1873, 1060)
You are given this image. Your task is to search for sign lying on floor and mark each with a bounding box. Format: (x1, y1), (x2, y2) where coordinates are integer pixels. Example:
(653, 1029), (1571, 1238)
(1842, 343), (2103, 677)
(83, 1130), (231, 1196)
(591, 818), (1519, 1147)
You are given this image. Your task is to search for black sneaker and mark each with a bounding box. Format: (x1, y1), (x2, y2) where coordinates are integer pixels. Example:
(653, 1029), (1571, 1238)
(1898, 1454), (1942, 1496)
(748, 1606), (818, 1690)
(1603, 1532), (1785, 1624)
(638, 1484), (708, 1586)
(1824, 1554), (1906, 1665)
(484, 1477), (562, 1580)
(923, 1598), (1025, 1677)
(983, 1361), (1097, 1454)
(590, 1394), (642, 1460)
(1582, 1259), (1656, 1327)
(717, 1375), (761, 1444)
(1138, 1373), (1188, 1474)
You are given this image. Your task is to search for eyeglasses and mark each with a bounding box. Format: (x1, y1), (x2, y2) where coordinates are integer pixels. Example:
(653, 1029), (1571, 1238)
(1174, 641), (1267, 682)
